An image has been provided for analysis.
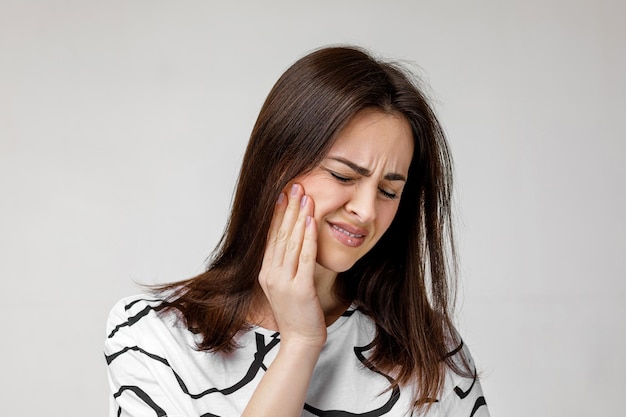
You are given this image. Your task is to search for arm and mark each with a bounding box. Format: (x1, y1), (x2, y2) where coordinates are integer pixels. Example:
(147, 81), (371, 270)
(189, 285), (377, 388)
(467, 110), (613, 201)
(104, 298), (182, 417)
(242, 183), (326, 417)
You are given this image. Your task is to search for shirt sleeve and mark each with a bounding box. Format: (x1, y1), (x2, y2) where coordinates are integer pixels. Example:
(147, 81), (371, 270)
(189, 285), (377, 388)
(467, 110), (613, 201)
(437, 341), (490, 417)
(104, 297), (182, 417)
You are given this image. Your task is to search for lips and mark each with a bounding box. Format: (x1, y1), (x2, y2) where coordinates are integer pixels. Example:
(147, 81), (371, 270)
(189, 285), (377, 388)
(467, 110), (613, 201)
(328, 222), (368, 248)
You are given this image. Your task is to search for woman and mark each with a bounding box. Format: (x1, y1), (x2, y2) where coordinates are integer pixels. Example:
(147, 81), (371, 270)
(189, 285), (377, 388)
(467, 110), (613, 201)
(105, 45), (489, 417)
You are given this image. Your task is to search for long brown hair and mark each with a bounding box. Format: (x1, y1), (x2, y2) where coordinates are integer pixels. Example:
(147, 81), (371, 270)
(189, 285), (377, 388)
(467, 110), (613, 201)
(156, 45), (470, 412)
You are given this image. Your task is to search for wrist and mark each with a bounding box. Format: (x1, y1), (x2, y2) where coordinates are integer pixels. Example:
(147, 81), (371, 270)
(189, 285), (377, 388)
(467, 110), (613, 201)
(278, 337), (325, 365)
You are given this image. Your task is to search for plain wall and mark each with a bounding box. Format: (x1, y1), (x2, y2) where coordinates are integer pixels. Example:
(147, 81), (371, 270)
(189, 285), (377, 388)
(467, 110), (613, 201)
(1, 1), (624, 415)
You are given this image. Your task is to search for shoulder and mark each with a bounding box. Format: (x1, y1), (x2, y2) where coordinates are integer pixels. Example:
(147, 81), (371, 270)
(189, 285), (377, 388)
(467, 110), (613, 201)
(105, 295), (171, 337)
(104, 295), (199, 416)
(104, 294), (195, 356)
(106, 294), (166, 323)
(106, 294), (160, 323)
(437, 339), (490, 417)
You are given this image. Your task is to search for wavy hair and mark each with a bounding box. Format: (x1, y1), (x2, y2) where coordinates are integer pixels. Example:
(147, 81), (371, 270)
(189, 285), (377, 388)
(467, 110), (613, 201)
(156, 45), (470, 413)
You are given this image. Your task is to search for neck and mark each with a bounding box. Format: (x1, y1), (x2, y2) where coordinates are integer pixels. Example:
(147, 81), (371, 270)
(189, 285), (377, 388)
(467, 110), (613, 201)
(312, 264), (349, 324)
(249, 264), (350, 330)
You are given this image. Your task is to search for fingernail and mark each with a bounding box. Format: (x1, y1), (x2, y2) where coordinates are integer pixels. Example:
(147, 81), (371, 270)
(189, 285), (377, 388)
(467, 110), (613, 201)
(306, 215), (312, 227)
(290, 184), (298, 196)
(300, 195), (308, 208)
(277, 193), (285, 204)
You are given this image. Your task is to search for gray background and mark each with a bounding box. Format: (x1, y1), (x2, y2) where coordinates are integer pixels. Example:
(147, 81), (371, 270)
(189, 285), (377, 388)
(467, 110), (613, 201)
(1, 1), (624, 415)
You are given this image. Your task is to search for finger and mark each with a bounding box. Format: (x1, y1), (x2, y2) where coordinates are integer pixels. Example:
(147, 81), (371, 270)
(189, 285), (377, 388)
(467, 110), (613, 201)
(259, 192), (287, 285)
(295, 210), (318, 284)
(282, 193), (314, 277)
(270, 183), (304, 269)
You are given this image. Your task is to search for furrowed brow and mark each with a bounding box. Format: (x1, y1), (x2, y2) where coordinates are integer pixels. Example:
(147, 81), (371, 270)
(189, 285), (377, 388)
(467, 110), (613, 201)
(328, 157), (371, 176)
(328, 157), (406, 182)
(384, 173), (407, 182)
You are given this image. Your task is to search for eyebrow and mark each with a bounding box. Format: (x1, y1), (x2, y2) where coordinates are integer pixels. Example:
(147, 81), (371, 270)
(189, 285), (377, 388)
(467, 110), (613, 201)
(327, 157), (407, 182)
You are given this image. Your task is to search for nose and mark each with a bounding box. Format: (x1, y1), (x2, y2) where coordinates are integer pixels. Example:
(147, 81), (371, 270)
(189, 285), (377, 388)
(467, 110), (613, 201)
(345, 184), (377, 224)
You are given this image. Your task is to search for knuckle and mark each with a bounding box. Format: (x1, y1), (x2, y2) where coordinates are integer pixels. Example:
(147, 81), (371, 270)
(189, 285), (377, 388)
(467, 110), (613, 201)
(264, 278), (275, 290)
(286, 239), (298, 253)
(299, 249), (313, 264)
(258, 267), (269, 279)
(265, 276), (285, 293)
(276, 227), (288, 242)
(259, 266), (269, 279)
(263, 274), (277, 289)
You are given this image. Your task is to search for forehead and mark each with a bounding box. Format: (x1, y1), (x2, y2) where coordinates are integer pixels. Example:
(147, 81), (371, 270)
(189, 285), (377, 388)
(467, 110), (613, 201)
(328, 110), (414, 171)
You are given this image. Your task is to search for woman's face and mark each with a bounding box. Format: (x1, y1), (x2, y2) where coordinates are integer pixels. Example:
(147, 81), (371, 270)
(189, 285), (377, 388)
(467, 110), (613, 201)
(296, 109), (414, 273)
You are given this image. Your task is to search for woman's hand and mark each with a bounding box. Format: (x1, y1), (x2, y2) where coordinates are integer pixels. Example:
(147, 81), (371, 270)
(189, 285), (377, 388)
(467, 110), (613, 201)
(258, 183), (327, 349)
(243, 184), (325, 417)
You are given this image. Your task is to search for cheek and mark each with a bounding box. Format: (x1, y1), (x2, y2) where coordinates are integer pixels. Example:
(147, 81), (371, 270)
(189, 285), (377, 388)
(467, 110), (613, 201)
(299, 178), (346, 216)
(376, 204), (401, 233)
(297, 172), (329, 196)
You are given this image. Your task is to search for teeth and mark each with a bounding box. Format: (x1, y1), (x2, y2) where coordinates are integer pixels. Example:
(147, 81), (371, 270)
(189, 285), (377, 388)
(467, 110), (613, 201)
(332, 224), (364, 238)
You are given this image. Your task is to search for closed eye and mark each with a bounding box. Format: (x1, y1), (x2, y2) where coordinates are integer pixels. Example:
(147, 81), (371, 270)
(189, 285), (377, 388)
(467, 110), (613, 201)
(379, 188), (398, 200)
(329, 171), (353, 183)
(327, 168), (400, 200)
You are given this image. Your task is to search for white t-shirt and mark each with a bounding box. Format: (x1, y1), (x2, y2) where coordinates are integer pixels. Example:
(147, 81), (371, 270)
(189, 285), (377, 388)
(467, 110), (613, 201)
(105, 295), (489, 417)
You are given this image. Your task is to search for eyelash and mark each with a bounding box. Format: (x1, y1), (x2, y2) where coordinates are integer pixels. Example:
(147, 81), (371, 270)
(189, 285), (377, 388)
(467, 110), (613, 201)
(379, 189), (398, 200)
(330, 172), (352, 183)
(329, 172), (398, 200)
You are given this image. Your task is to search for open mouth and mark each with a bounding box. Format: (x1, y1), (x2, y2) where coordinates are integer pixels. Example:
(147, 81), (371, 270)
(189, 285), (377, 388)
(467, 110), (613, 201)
(331, 224), (365, 238)
(328, 222), (368, 247)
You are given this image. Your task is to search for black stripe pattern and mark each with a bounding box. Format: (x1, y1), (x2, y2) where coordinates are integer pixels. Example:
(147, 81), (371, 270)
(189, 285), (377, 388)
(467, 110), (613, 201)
(105, 296), (489, 416)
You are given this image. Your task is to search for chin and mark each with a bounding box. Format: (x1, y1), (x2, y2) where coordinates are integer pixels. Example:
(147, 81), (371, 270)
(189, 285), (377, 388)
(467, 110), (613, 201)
(315, 251), (360, 274)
